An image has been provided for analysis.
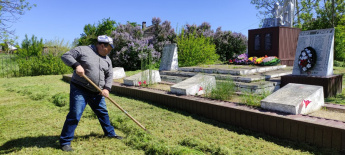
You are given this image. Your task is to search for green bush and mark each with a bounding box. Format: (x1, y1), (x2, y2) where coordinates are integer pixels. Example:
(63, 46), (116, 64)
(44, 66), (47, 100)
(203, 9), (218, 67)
(177, 30), (219, 67)
(16, 34), (44, 58)
(16, 54), (72, 76)
(335, 16), (345, 61)
(334, 60), (345, 67)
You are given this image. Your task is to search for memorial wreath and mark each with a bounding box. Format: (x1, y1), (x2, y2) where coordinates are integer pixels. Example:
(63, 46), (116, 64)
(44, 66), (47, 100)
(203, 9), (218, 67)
(298, 47), (316, 72)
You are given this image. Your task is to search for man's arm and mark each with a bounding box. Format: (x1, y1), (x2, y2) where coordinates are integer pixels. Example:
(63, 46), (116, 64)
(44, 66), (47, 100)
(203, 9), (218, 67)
(102, 59), (113, 97)
(61, 47), (84, 76)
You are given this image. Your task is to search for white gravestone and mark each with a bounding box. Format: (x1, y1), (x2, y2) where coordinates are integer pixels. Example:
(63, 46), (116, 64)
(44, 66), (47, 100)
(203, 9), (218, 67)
(170, 74), (216, 96)
(159, 43), (178, 71)
(123, 70), (161, 86)
(292, 28), (335, 76)
(113, 67), (126, 79)
(261, 83), (324, 115)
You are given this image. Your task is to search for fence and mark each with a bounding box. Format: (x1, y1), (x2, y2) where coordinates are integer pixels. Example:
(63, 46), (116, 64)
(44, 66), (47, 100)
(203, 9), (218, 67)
(0, 54), (20, 78)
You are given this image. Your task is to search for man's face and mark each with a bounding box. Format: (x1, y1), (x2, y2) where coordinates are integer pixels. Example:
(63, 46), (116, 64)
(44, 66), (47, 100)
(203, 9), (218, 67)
(99, 43), (112, 56)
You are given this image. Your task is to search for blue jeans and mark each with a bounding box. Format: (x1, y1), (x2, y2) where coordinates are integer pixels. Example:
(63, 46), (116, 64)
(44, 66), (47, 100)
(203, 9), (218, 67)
(60, 83), (116, 146)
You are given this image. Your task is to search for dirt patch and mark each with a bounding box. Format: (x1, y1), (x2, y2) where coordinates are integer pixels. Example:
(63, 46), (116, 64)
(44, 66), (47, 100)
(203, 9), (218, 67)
(308, 109), (345, 122)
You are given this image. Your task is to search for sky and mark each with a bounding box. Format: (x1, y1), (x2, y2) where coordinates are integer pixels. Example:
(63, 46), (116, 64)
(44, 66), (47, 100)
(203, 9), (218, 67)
(10, 0), (262, 46)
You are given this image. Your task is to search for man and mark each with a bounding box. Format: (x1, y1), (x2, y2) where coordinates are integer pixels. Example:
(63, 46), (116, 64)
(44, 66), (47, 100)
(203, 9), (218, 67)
(59, 35), (122, 152)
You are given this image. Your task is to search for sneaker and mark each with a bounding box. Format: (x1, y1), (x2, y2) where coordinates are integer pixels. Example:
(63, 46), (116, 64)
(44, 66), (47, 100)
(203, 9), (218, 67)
(61, 145), (73, 152)
(108, 135), (123, 140)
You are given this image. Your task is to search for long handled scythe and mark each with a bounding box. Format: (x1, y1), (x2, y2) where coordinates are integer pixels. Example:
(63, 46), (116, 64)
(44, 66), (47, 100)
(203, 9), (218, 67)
(82, 74), (148, 132)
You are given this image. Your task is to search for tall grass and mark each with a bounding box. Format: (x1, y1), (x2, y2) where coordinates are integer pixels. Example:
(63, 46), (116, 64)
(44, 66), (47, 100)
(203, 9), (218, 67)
(205, 78), (236, 100)
(241, 90), (272, 107)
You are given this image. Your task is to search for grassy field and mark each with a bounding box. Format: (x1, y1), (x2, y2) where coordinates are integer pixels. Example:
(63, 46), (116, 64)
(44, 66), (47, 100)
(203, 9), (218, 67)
(0, 75), (342, 154)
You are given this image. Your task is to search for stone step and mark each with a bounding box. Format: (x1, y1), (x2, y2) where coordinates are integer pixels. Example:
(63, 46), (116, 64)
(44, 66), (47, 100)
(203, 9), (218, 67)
(160, 75), (188, 84)
(178, 65), (287, 75)
(216, 79), (280, 94)
(161, 69), (292, 84)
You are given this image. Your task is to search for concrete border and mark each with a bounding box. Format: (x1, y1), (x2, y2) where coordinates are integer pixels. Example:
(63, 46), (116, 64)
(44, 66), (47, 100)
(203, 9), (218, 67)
(63, 74), (345, 151)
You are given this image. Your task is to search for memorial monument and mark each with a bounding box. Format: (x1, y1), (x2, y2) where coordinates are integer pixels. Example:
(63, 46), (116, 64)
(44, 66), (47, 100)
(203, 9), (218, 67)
(281, 28), (343, 97)
(159, 44), (178, 71)
(248, 0), (300, 66)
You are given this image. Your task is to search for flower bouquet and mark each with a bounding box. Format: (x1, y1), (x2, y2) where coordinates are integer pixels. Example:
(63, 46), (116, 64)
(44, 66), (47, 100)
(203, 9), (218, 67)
(233, 53), (248, 65)
(260, 56), (281, 66)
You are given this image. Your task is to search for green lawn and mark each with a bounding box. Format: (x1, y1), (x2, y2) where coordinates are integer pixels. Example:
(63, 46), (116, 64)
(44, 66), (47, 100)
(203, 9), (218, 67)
(0, 75), (342, 154)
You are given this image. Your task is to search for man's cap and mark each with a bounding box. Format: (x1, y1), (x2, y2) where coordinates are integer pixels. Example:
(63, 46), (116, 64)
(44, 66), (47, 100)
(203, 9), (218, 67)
(97, 35), (114, 48)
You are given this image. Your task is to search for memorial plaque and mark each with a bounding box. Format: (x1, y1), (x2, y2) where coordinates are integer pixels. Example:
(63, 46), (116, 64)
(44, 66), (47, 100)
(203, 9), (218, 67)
(265, 33), (272, 51)
(159, 43), (178, 71)
(292, 28), (334, 76)
(254, 34), (260, 51)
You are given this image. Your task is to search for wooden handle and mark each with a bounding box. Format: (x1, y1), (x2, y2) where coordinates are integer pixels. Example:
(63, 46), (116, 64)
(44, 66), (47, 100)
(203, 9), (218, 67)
(82, 74), (147, 131)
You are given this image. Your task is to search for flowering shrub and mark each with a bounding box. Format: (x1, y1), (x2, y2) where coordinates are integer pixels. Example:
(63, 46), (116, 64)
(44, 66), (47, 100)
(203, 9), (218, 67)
(214, 27), (247, 62)
(111, 23), (160, 70)
(150, 17), (177, 54)
(182, 22), (214, 38)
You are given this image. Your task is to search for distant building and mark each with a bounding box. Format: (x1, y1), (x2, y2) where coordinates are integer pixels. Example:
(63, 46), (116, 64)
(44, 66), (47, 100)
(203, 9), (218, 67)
(142, 21), (155, 38)
(0, 42), (17, 54)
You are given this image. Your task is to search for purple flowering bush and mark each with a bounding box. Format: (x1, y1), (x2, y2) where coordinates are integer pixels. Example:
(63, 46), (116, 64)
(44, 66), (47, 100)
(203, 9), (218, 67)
(183, 22), (215, 38)
(110, 17), (175, 70)
(180, 23), (247, 63)
(150, 17), (177, 54)
(111, 23), (160, 70)
(214, 27), (248, 62)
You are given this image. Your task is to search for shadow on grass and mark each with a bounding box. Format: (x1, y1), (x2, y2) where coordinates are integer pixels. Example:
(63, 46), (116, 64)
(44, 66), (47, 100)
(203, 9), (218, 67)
(0, 134), (104, 154)
(112, 92), (342, 154)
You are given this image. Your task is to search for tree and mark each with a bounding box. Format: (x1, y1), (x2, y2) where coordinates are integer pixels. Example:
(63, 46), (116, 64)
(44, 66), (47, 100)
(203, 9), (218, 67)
(77, 18), (117, 46)
(44, 38), (72, 56)
(17, 34), (44, 58)
(0, 0), (35, 41)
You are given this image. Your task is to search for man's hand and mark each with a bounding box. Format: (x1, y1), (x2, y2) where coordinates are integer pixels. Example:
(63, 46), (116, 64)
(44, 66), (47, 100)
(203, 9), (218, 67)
(101, 89), (109, 97)
(76, 65), (85, 77)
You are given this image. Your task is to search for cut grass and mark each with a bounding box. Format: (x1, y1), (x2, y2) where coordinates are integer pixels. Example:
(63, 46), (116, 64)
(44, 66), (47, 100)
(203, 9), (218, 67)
(0, 75), (341, 154)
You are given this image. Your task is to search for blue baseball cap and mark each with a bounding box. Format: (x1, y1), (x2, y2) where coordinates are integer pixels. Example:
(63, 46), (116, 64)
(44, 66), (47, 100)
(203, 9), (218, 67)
(97, 35), (114, 48)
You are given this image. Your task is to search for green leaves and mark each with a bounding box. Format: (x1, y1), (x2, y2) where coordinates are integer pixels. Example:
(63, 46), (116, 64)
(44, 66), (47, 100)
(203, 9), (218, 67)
(16, 54), (72, 76)
(78, 18), (117, 46)
(177, 29), (219, 67)
(17, 34), (43, 58)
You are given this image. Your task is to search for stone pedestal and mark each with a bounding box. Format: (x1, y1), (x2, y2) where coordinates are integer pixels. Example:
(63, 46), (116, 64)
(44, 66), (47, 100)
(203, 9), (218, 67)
(123, 70), (161, 86)
(281, 74), (343, 98)
(248, 27), (301, 66)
